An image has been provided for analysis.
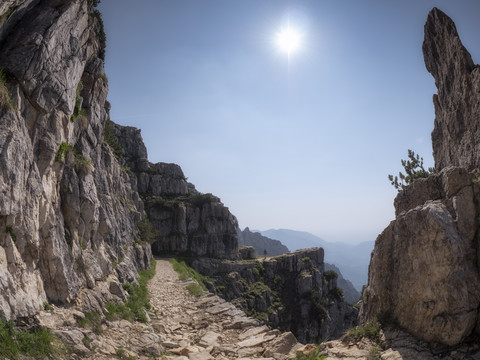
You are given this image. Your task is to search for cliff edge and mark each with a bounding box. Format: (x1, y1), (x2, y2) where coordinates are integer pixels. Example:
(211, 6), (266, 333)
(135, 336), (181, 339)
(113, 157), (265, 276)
(0, 0), (153, 320)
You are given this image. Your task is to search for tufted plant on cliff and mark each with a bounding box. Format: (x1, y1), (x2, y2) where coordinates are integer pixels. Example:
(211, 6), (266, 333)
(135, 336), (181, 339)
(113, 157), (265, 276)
(388, 149), (435, 191)
(103, 119), (123, 159)
(137, 214), (158, 244)
(70, 81), (86, 123)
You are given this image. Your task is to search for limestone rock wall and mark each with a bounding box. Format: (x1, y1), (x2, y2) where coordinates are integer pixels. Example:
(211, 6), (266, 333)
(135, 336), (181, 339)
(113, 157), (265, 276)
(362, 8), (480, 348)
(0, 0), (151, 320)
(193, 248), (358, 344)
(113, 122), (240, 260)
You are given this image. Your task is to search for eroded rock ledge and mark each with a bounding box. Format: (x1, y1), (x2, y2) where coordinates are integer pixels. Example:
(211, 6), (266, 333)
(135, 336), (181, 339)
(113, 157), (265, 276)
(193, 248), (358, 344)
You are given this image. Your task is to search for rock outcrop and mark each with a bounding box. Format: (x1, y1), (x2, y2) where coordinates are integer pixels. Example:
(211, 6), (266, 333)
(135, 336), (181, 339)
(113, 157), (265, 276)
(0, 0), (151, 320)
(423, 8), (480, 171)
(112, 123), (240, 260)
(238, 227), (289, 256)
(240, 228), (360, 303)
(193, 248), (358, 344)
(362, 8), (480, 347)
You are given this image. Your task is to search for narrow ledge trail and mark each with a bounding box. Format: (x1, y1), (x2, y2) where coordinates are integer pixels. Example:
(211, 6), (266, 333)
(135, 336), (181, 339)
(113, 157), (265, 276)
(147, 258), (303, 360)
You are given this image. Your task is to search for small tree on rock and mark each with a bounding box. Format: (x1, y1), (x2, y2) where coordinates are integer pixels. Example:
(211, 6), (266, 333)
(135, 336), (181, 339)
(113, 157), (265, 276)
(388, 149), (435, 192)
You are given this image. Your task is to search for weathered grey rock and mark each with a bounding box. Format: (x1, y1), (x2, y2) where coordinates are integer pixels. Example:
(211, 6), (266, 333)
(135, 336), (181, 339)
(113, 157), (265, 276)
(362, 8), (480, 348)
(239, 245), (256, 260)
(0, 0), (151, 320)
(423, 8), (480, 171)
(363, 169), (480, 346)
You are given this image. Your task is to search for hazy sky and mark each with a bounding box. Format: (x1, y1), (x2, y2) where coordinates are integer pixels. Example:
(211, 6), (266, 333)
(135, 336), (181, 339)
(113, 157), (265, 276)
(98, 1), (480, 244)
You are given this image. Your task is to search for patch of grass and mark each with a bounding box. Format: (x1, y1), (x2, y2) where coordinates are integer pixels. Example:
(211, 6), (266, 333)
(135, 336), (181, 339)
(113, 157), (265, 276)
(82, 335), (93, 348)
(70, 81), (86, 123)
(78, 311), (103, 335)
(43, 302), (53, 311)
(74, 154), (93, 173)
(170, 258), (209, 289)
(301, 257), (311, 262)
(342, 319), (381, 343)
(0, 319), (58, 359)
(294, 344), (327, 360)
(105, 259), (156, 323)
(186, 283), (203, 296)
(367, 346), (381, 360)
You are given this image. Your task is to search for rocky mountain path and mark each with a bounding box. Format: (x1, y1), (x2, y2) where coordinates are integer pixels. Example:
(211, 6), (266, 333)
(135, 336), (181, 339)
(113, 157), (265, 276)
(148, 258), (303, 359)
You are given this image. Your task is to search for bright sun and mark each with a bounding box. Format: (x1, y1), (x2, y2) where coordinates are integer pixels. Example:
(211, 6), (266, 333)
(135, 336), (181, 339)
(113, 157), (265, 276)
(276, 26), (301, 55)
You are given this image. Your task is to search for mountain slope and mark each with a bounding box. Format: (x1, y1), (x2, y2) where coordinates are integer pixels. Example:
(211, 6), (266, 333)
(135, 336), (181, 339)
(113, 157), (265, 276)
(238, 227), (289, 256)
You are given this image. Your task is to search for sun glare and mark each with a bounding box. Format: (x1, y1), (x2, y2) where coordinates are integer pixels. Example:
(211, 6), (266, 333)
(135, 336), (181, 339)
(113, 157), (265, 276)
(276, 26), (301, 55)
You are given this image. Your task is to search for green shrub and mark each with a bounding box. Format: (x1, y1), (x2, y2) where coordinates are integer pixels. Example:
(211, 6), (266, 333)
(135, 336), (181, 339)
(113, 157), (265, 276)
(103, 119), (123, 159)
(301, 257), (311, 263)
(388, 149), (435, 191)
(137, 214), (157, 244)
(324, 270), (338, 281)
(294, 345), (327, 360)
(56, 142), (73, 162)
(330, 287), (344, 301)
(43, 302), (53, 311)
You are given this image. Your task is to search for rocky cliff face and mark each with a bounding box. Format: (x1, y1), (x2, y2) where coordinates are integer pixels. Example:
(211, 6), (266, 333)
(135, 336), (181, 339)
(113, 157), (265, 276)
(193, 248), (358, 344)
(238, 228), (360, 303)
(112, 123), (240, 260)
(0, 0), (152, 320)
(423, 8), (480, 171)
(362, 8), (480, 347)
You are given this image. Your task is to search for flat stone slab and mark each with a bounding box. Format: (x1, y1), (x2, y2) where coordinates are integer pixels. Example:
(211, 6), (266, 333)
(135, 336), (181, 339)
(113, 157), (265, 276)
(188, 351), (214, 360)
(239, 325), (269, 340)
(206, 303), (235, 315)
(199, 331), (221, 347)
(224, 316), (260, 329)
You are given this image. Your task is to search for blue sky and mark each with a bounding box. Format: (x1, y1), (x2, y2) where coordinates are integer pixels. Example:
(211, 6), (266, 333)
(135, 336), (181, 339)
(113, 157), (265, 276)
(98, 1), (480, 244)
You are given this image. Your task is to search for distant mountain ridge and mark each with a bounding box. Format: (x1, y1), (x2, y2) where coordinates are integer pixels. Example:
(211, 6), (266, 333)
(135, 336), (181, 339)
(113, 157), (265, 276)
(255, 229), (373, 291)
(238, 227), (289, 256)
